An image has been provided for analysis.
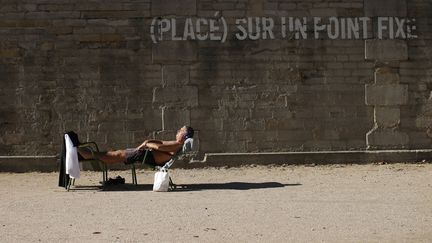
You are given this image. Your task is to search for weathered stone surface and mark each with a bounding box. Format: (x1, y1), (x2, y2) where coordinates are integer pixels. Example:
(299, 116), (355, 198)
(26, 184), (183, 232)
(162, 65), (190, 87)
(366, 129), (409, 148)
(151, 0), (196, 16)
(374, 67), (400, 84)
(309, 8), (337, 17)
(364, 0), (407, 17)
(374, 106), (401, 128)
(365, 84), (408, 106)
(1, 0), (432, 166)
(152, 41), (197, 63)
(365, 40), (408, 61)
(162, 106), (191, 131)
(125, 109), (162, 131)
(153, 86), (198, 107)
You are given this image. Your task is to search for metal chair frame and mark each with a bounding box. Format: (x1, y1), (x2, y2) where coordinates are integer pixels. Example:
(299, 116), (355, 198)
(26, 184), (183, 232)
(67, 138), (194, 191)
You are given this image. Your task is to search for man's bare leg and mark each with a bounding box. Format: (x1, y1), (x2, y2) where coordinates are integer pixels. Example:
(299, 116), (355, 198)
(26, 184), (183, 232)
(77, 148), (126, 164)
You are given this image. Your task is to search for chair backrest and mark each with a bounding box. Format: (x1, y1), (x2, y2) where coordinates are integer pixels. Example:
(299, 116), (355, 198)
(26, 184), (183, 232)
(182, 138), (194, 154)
(161, 138), (194, 170)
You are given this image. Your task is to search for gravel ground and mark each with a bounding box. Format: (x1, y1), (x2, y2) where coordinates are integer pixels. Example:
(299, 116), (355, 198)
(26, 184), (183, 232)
(1, 163), (431, 242)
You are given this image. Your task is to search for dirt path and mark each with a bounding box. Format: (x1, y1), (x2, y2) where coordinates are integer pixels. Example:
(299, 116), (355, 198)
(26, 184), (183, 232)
(1, 163), (431, 242)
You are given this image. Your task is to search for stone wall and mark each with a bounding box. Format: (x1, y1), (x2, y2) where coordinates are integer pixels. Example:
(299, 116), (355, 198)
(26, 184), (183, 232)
(0, 0), (431, 160)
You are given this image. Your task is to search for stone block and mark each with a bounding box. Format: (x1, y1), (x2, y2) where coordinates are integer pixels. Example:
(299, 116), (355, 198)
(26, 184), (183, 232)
(151, 0), (196, 16)
(155, 130), (177, 141)
(351, 69), (373, 77)
(2, 132), (24, 146)
(153, 86), (198, 107)
(195, 118), (223, 131)
(137, 64), (163, 87)
(162, 107), (190, 131)
(309, 8), (337, 17)
(152, 41), (197, 63)
(415, 116), (432, 129)
(364, 0), (407, 17)
(366, 128), (409, 148)
(0, 49), (20, 58)
(374, 67), (400, 84)
(365, 40), (408, 61)
(162, 65), (190, 87)
(329, 2), (351, 8)
(77, 34), (100, 42)
(374, 106), (400, 128)
(53, 19), (86, 27)
(81, 10), (146, 19)
(97, 34), (123, 43)
(106, 131), (132, 144)
(365, 84), (408, 106)
(125, 109), (162, 131)
(279, 3), (296, 10)
(248, 0), (265, 15)
(222, 10), (246, 17)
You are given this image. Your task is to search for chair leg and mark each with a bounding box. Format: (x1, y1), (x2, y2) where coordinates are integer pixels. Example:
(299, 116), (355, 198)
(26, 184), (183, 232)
(131, 165), (134, 184)
(131, 164), (137, 185)
(169, 176), (176, 190)
(106, 164), (109, 181)
(102, 170), (106, 185)
(102, 163), (108, 184)
(67, 178), (75, 191)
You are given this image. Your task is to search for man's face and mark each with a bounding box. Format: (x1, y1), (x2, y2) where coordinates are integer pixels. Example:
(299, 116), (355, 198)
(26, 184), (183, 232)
(176, 126), (187, 141)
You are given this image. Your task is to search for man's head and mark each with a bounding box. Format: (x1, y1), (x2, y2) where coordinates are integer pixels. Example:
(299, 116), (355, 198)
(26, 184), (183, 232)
(176, 126), (194, 142)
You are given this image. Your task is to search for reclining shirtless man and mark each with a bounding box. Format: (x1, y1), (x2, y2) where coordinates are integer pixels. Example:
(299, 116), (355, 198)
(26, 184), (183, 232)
(78, 126), (194, 166)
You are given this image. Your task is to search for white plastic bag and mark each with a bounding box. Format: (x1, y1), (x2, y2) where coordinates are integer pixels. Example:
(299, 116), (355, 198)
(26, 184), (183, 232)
(153, 169), (170, 192)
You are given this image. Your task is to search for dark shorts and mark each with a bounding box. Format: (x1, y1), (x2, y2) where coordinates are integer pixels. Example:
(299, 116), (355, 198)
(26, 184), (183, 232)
(124, 148), (156, 166)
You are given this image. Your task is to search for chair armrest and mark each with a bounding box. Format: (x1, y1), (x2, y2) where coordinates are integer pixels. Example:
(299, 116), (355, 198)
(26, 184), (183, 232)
(78, 142), (99, 152)
(183, 138), (194, 153)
